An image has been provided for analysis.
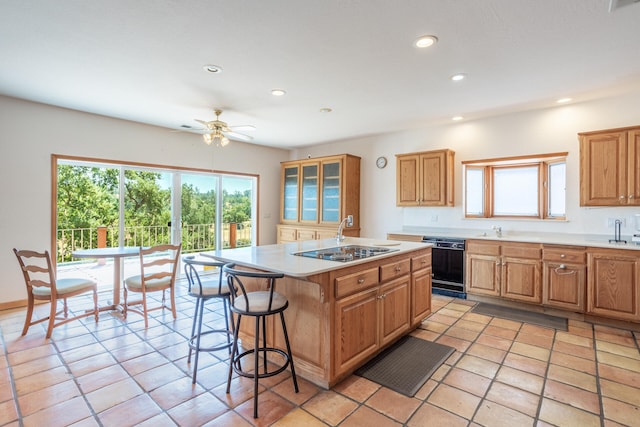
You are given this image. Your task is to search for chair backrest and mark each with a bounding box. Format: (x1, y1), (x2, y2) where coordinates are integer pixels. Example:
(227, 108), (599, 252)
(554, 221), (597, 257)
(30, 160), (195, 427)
(222, 263), (285, 312)
(183, 255), (226, 295)
(13, 248), (58, 297)
(138, 244), (182, 287)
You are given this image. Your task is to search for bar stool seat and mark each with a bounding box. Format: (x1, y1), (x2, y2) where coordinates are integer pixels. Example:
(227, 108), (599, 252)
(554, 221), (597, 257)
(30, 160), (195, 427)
(223, 264), (298, 418)
(183, 255), (234, 384)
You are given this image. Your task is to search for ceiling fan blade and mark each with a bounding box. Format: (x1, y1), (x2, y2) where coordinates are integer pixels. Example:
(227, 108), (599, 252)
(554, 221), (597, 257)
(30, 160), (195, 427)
(194, 119), (209, 126)
(229, 124), (256, 131)
(224, 130), (253, 141)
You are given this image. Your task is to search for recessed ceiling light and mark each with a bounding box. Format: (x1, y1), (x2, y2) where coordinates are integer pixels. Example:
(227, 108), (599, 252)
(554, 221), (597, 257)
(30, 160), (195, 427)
(452, 116), (464, 121)
(451, 73), (466, 81)
(202, 64), (223, 73)
(319, 107), (332, 113)
(414, 35), (438, 48)
(556, 97), (572, 104)
(271, 89), (286, 96)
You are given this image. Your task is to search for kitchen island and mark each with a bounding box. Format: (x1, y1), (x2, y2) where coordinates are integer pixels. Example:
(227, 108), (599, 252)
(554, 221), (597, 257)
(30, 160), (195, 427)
(204, 237), (432, 388)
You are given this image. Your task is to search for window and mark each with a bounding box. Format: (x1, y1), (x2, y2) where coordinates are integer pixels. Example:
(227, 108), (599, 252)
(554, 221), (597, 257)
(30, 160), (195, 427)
(54, 156), (258, 264)
(463, 152), (567, 220)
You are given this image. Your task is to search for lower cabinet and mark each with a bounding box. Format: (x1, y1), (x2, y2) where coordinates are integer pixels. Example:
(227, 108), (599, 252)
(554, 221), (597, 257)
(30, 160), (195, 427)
(587, 249), (640, 321)
(466, 240), (542, 303)
(411, 252), (432, 325)
(542, 246), (586, 312)
(334, 274), (410, 377)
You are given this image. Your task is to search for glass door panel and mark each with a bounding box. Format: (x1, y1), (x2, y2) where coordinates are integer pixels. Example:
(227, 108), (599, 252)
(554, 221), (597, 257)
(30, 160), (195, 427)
(181, 173), (218, 253)
(222, 175), (255, 248)
(321, 161), (341, 223)
(282, 165), (299, 221)
(301, 163), (319, 222)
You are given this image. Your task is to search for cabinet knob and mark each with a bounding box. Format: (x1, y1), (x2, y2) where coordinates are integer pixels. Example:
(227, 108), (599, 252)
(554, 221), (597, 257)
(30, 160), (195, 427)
(357, 278), (365, 284)
(620, 195), (625, 199)
(395, 266), (402, 272)
(630, 195), (634, 199)
(560, 254), (566, 258)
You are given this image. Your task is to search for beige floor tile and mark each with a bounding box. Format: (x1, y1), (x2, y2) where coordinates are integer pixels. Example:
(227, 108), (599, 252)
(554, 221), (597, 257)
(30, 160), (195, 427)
(475, 333), (513, 351)
(302, 390), (359, 425)
(272, 407), (334, 427)
(467, 342), (507, 364)
(510, 341), (551, 362)
(413, 378), (438, 401)
(462, 312), (492, 325)
(427, 312), (459, 326)
(598, 363), (640, 388)
(445, 325), (481, 341)
(600, 379), (640, 406)
(167, 392), (228, 426)
(555, 331), (594, 348)
(516, 331), (554, 349)
(22, 396), (93, 427)
(11, 354), (64, 379)
(443, 367), (492, 397)
(97, 394), (162, 426)
(549, 350), (597, 375)
(489, 317), (522, 331)
(452, 319), (486, 332)
(205, 410), (253, 427)
(18, 379), (81, 416)
(495, 366), (544, 394)
(0, 399), (18, 425)
(332, 375), (380, 402)
(427, 383), (481, 419)
(553, 339), (596, 360)
(539, 398), (601, 427)
(407, 402), (468, 427)
(76, 364), (130, 394)
(14, 366), (71, 396)
(419, 320), (449, 334)
(597, 340), (640, 359)
(547, 364), (597, 392)
(435, 335), (472, 353)
(543, 379), (600, 415)
(597, 350), (640, 373)
(602, 396), (640, 427)
(473, 400), (535, 427)
(85, 377), (143, 413)
(271, 376), (320, 406)
(483, 325), (518, 340)
(485, 381), (540, 417)
(366, 387), (421, 423)
(457, 353), (501, 379)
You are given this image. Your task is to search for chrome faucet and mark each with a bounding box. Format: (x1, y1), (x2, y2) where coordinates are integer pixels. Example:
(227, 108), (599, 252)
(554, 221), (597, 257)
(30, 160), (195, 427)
(492, 225), (502, 238)
(337, 215), (353, 244)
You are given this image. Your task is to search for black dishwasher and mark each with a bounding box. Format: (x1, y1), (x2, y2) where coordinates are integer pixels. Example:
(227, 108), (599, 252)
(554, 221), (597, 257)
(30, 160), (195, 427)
(422, 236), (466, 299)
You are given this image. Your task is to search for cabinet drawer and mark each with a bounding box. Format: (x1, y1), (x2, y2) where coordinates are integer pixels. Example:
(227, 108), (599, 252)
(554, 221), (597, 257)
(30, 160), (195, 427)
(467, 240), (500, 256)
(278, 227), (297, 242)
(296, 229), (317, 240)
(380, 259), (411, 282)
(411, 252), (432, 271)
(543, 248), (586, 264)
(501, 243), (541, 259)
(335, 267), (379, 299)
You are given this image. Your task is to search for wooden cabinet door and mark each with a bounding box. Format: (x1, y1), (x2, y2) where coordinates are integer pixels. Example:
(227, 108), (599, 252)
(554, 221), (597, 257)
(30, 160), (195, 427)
(501, 257), (541, 303)
(628, 129), (640, 205)
(334, 288), (379, 376)
(411, 266), (432, 325)
(396, 155), (419, 206)
(588, 251), (640, 321)
(420, 151), (446, 206)
(379, 276), (411, 347)
(466, 253), (500, 296)
(543, 262), (585, 312)
(579, 130), (628, 206)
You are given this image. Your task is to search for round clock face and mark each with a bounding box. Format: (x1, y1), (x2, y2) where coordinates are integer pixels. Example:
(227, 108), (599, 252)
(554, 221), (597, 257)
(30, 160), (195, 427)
(376, 156), (387, 169)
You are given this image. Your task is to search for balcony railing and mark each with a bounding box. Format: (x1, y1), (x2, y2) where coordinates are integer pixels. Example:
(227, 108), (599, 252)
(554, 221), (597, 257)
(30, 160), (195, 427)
(57, 222), (252, 263)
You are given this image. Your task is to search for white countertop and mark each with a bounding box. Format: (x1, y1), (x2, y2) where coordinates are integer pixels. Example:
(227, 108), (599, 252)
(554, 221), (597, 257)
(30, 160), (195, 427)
(389, 227), (640, 250)
(202, 237), (428, 278)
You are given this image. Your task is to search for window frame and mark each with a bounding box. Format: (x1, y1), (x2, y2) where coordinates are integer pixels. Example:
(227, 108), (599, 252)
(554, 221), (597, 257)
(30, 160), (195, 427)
(463, 152), (567, 221)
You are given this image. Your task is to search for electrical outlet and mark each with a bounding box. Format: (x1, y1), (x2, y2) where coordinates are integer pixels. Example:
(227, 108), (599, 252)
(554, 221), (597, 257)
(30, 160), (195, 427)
(346, 215), (353, 227)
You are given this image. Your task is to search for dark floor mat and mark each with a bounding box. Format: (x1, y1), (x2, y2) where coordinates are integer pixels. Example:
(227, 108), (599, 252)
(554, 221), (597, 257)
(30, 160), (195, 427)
(471, 302), (568, 330)
(354, 335), (454, 397)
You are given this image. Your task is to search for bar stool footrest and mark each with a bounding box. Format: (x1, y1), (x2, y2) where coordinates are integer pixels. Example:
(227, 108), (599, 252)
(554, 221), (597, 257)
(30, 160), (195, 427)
(188, 329), (234, 353)
(232, 347), (292, 379)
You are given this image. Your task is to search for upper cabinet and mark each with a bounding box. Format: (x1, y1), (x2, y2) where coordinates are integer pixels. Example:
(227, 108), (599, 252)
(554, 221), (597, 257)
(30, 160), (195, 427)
(579, 126), (640, 206)
(279, 154), (360, 242)
(396, 149), (455, 207)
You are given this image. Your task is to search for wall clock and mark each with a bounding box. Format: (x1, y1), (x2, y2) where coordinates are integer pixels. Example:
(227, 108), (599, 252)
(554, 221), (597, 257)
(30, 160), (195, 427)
(376, 156), (387, 169)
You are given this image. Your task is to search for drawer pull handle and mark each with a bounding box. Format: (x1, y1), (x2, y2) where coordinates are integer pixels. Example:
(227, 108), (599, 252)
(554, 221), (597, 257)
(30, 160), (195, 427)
(357, 278), (365, 284)
(560, 254), (566, 258)
(395, 267), (402, 272)
(554, 264), (576, 275)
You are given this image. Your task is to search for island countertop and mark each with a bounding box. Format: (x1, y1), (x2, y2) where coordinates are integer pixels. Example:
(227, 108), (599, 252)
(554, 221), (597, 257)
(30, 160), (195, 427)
(201, 236), (429, 278)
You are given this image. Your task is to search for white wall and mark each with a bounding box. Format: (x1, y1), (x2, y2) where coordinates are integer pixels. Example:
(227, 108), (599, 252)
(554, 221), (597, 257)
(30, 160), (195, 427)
(0, 96), (288, 304)
(292, 90), (640, 241)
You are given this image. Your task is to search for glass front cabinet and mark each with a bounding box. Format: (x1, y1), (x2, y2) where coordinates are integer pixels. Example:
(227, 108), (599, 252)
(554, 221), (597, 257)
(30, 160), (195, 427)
(278, 154), (361, 243)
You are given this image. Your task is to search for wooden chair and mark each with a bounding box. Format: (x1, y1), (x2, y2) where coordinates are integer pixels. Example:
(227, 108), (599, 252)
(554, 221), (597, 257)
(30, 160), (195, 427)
(123, 243), (181, 328)
(13, 248), (99, 339)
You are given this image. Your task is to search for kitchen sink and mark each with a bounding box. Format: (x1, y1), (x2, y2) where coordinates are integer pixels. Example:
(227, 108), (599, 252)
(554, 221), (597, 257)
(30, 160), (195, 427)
(293, 245), (397, 262)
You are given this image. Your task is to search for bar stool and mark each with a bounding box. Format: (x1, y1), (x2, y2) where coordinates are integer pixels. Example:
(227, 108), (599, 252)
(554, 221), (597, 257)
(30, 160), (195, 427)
(223, 264), (299, 418)
(183, 255), (234, 384)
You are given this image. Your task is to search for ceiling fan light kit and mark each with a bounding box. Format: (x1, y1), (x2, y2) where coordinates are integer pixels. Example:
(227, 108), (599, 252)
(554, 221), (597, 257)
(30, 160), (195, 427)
(195, 109), (253, 146)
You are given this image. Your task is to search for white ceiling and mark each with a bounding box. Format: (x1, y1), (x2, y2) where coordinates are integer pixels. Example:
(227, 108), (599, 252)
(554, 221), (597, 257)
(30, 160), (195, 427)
(1, 0), (640, 149)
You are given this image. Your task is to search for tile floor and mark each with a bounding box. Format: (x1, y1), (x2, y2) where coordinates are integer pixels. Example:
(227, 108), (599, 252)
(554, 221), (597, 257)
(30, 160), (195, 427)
(1, 284), (640, 427)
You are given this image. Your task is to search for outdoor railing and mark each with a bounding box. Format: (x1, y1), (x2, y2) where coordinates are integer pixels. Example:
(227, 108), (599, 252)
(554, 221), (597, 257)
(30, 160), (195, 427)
(57, 222), (252, 263)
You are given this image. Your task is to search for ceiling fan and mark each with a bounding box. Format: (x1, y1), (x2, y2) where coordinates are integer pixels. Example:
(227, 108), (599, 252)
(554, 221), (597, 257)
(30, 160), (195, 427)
(194, 109), (255, 146)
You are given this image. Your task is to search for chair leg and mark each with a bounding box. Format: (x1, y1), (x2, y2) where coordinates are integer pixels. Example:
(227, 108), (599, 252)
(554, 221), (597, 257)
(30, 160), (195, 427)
(280, 312), (299, 393)
(141, 291), (148, 329)
(170, 286), (177, 319)
(192, 296), (206, 384)
(261, 315), (268, 374)
(227, 314), (242, 393)
(254, 315), (260, 419)
(188, 298), (200, 363)
(93, 289), (99, 323)
(46, 298), (57, 339)
(22, 295), (35, 336)
(123, 287), (128, 319)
